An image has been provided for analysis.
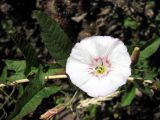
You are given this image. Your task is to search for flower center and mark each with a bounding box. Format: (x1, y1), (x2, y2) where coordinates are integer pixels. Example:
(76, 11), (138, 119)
(95, 65), (107, 75)
(89, 57), (111, 78)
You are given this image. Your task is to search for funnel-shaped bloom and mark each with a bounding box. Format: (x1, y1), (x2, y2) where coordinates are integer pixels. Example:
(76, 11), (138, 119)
(66, 36), (131, 97)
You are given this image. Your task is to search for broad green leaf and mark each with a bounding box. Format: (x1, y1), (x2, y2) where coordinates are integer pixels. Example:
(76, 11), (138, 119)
(5, 60), (26, 72)
(124, 17), (138, 30)
(5, 60), (26, 82)
(121, 86), (136, 107)
(139, 37), (160, 60)
(5, 60), (64, 82)
(0, 66), (8, 83)
(9, 86), (60, 120)
(5, 60), (36, 82)
(8, 66), (60, 120)
(45, 68), (65, 76)
(7, 66), (44, 120)
(35, 11), (72, 66)
(29, 67), (64, 77)
(11, 34), (39, 74)
(8, 73), (26, 82)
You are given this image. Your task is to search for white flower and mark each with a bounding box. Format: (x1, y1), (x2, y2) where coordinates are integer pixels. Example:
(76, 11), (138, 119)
(66, 36), (131, 97)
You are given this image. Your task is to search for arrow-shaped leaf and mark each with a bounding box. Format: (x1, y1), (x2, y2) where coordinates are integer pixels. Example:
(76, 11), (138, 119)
(35, 11), (72, 66)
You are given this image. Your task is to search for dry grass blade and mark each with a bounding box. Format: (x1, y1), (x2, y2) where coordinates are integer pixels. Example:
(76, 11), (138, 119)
(77, 91), (120, 109)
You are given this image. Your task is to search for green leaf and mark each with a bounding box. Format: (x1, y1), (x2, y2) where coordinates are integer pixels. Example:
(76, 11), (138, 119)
(5, 60), (26, 82)
(9, 86), (60, 120)
(45, 68), (65, 76)
(139, 37), (160, 61)
(87, 104), (97, 117)
(55, 97), (65, 105)
(82, 105), (97, 120)
(0, 66), (8, 83)
(35, 11), (72, 66)
(5, 60), (26, 72)
(143, 68), (158, 80)
(5, 60), (36, 82)
(121, 86), (136, 107)
(8, 73), (26, 82)
(7, 66), (44, 120)
(124, 17), (138, 30)
(5, 60), (64, 82)
(8, 66), (60, 120)
(11, 34), (39, 74)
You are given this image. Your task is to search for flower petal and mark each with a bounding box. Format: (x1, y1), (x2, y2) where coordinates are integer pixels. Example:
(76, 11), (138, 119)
(89, 36), (119, 57)
(66, 57), (93, 86)
(79, 75), (121, 97)
(106, 70), (130, 86)
(110, 66), (131, 78)
(69, 39), (98, 64)
(108, 39), (131, 67)
(79, 76), (105, 97)
(99, 76), (119, 96)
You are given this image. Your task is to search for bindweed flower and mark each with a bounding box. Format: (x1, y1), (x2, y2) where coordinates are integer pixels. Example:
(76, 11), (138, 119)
(66, 36), (131, 97)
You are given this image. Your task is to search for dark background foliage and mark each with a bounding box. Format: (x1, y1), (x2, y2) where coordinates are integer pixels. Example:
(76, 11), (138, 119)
(0, 0), (160, 120)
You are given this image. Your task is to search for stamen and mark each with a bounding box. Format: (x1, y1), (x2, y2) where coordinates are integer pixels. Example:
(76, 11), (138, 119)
(89, 57), (111, 77)
(95, 65), (107, 75)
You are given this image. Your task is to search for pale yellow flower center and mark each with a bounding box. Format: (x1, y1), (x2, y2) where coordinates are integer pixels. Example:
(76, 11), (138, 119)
(95, 65), (108, 75)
